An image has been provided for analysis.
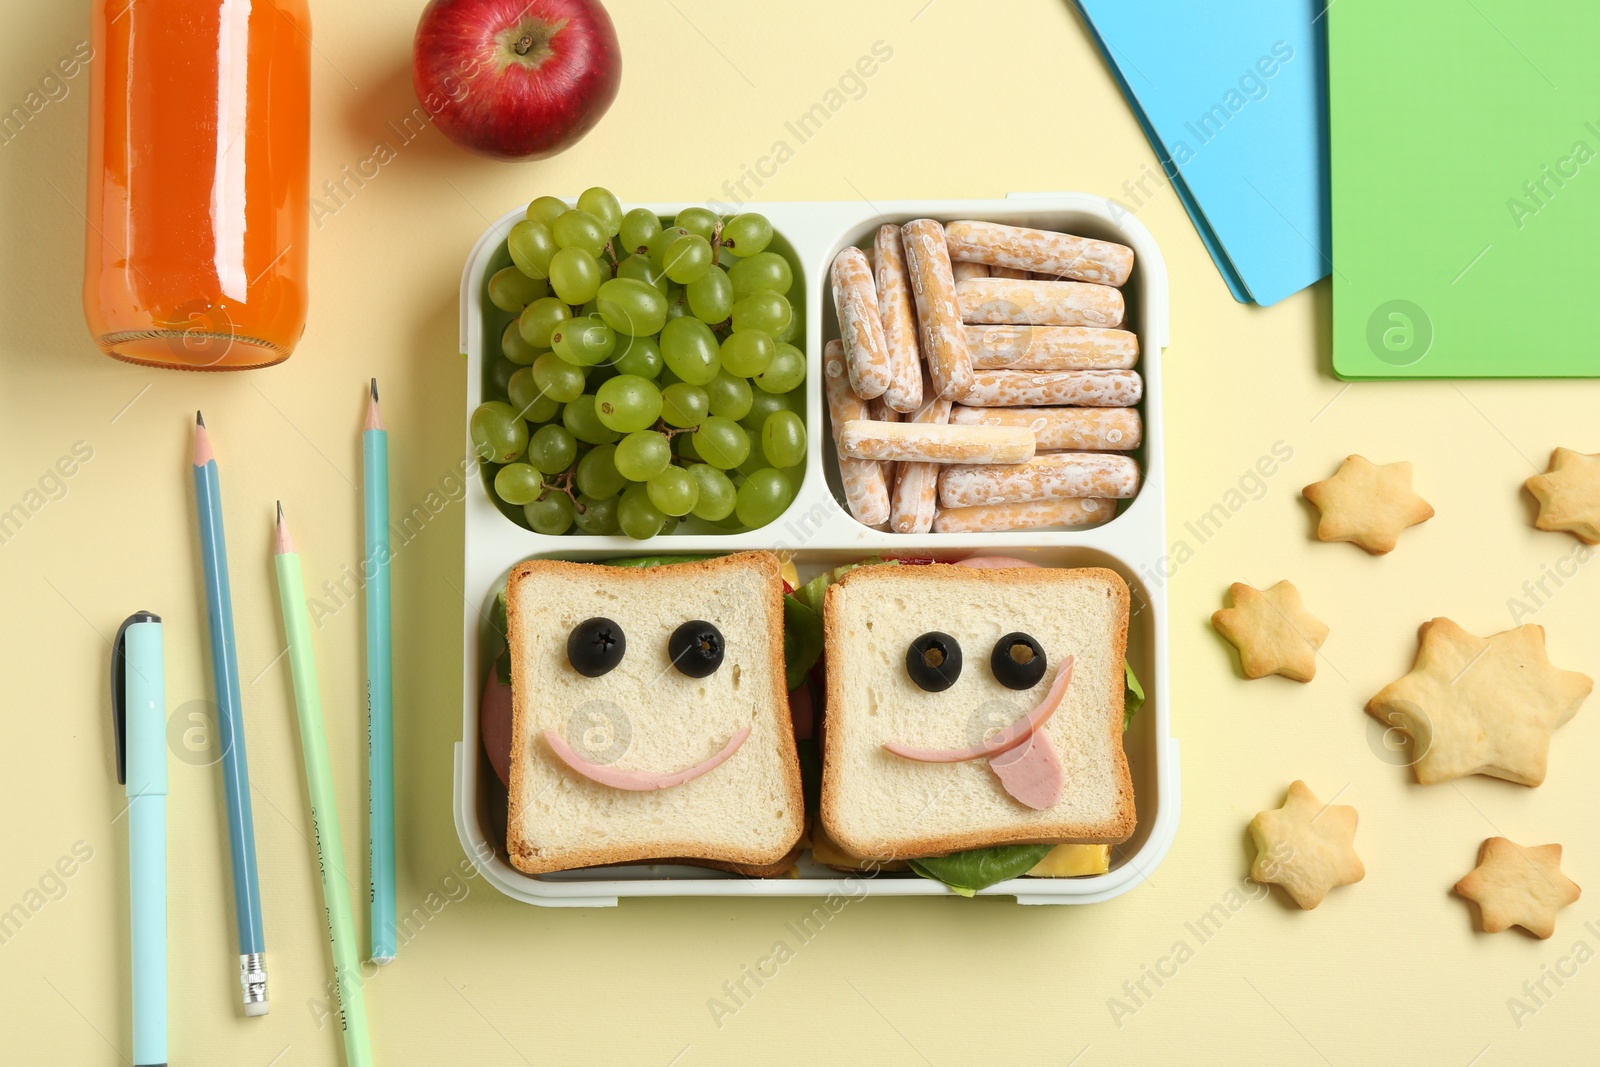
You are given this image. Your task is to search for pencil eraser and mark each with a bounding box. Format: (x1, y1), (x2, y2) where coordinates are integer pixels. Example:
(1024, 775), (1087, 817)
(244, 1000), (270, 1017)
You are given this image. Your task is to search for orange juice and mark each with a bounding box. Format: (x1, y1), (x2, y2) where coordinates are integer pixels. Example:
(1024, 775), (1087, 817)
(84, 0), (311, 370)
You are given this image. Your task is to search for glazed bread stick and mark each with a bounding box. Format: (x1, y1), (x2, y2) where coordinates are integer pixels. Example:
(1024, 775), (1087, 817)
(838, 420), (1035, 465)
(950, 406), (1142, 451)
(959, 369), (1142, 407)
(888, 386), (953, 534)
(873, 225), (924, 414)
(822, 341), (890, 526)
(938, 453), (1141, 508)
(951, 260), (990, 283)
(955, 277), (1125, 328)
(932, 498), (1114, 533)
(900, 219), (974, 400)
(831, 246), (891, 399)
(944, 220), (1134, 286)
(966, 324), (1138, 371)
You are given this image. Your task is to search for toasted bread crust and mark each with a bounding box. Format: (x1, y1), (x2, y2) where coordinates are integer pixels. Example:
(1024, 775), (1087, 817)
(506, 551), (805, 875)
(820, 563), (1136, 859)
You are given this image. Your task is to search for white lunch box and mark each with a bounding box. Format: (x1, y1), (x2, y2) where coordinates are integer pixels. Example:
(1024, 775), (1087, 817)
(454, 194), (1177, 905)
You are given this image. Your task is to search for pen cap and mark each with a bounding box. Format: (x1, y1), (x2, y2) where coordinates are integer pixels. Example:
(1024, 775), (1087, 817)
(113, 613), (166, 797)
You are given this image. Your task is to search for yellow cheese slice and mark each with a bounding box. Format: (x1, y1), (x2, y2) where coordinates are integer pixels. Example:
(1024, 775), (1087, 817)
(1027, 843), (1110, 877)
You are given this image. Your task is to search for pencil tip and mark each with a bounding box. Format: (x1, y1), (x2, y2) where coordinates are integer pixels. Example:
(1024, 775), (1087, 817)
(196, 409), (205, 426)
(276, 500), (283, 522)
(370, 377), (378, 400)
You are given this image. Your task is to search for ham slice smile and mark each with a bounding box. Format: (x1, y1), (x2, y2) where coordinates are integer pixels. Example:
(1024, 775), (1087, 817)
(882, 656), (1074, 763)
(544, 726), (751, 791)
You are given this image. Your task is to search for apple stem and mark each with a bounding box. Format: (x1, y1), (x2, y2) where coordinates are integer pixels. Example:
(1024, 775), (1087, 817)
(515, 33), (535, 56)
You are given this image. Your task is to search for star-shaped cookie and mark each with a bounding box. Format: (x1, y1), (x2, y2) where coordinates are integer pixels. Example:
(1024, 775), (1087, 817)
(1248, 781), (1364, 909)
(1526, 448), (1600, 544)
(1454, 837), (1581, 939)
(1366, 619), (1591, 786)
(1211, 580), (1329, 682)
(1303, 455), (1434, 554)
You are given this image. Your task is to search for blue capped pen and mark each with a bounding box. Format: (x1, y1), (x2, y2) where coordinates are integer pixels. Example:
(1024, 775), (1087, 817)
(113, 612), (167, 1067)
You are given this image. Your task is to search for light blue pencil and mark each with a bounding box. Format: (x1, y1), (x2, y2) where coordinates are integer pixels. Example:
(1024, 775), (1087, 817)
(193, 412), (269, 1012)
(364, 381), (396, 963)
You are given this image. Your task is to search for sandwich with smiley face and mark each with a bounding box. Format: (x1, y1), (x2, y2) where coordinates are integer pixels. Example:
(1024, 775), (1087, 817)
(820, 561), (1136, 866)
(504, 551), (804, 875)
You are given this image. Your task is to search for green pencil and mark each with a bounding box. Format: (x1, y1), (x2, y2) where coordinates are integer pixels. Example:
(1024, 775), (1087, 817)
(274, 503), (374, 1067)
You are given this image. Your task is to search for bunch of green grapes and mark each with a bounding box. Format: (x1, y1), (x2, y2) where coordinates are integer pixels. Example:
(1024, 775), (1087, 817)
(471, 188), (807, 539)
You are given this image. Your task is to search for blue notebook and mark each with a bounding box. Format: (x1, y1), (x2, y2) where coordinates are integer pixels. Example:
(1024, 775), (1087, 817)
(1071, 0), (1330, 306)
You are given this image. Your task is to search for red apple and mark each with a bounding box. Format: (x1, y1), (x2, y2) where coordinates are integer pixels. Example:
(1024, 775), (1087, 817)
(414, 0), (622, 161)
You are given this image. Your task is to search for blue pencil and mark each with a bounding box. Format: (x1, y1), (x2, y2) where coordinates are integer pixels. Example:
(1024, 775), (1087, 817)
(364, 381), (396, 963)
(192, 412), (269, 1014)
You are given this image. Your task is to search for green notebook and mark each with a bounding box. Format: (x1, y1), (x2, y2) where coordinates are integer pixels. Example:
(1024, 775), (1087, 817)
(1331, 2), (1600, 378)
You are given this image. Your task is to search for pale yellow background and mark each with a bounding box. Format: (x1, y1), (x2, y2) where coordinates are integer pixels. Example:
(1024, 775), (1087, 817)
(3, 2), (1597, 1064)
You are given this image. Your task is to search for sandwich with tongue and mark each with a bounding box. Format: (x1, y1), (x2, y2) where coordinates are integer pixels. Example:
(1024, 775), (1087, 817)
(817, 558), (1138, 894)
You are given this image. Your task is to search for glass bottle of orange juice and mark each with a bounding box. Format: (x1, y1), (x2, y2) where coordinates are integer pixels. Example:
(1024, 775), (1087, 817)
(84, 0), (311, 370)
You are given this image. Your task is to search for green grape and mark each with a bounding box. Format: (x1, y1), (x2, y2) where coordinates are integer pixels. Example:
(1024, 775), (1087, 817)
(524, 393), (560, 425)
(659, 317), (720, 385)
(508, 219), (558, 279)
(616, 253), (669, 293)
(739, 389), (790, 434)
(563, 394), (621, 445)
(674, 206), (719, 242)
(646, 466), (698, 517)
(617, 482), (666, 540)
(470, 401), (528, 464)
(531, 352), (587, 403)
(761, 410), (807, 468)
(661, 382), (710, 428)
(549, 247), (603, 305)
(692, 416), (750, 470)
(526, 196), (568, 227)
(718, 329), (775, 378)
(664, 284), (691, 322)
(488, 358), (518, 398)
(731, 290), (791, 335)
(576, 443), (628, 498)
(551, 209), (607, 255)
(576, 187), (622, 236)
(618, 208), (662, 255)
(659, 514), (681, 536)
(613, 430), (671, 481)
(735, 447), (775, 478)
(507, 367), (541, 413)
(488, 266), (547, 312)
(647, 226), (691, 270)
(551, 315), (616, 367)
(720, 213), (773, 257)
(494, 462), (543, 506)
(728, 251), (793, 298)
(687, 464), (736, 521)
(501, 320), (542, 365)
(686, 266), (734, 324)
(528, 423), (578, 474)
(524, 490), (575, 535)
(735, 468), (792, 528)
(662, 233), (713, 284)
(610, 333), (663, 379)
(754, 342), (806, 393)
(658, 365), (683, 387)
(704, 369), (753, 420)
(519, 297), (571, 348)
(595, 374), (663, 433)
(773, 306), (801, 344)
(595, 278), (668, 336)
(572, 492), (620, 535)
(676, 432), (702, 461)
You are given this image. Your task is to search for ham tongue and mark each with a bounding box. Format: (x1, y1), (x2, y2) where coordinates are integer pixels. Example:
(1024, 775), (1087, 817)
(989, 729), (1064, 809)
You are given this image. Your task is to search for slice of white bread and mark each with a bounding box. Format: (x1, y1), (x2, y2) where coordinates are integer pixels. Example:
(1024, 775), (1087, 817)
(506, 551), (804, 875)
(821, 563), (1135, 859)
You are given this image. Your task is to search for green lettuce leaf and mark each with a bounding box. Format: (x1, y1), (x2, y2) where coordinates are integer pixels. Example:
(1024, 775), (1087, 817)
(598, 553), (721, 569)
(782, 597), (824, 690)
(1123, 660), (1145, 732)
(792, 556), (897, 618)
(908, 844), (1055, 897)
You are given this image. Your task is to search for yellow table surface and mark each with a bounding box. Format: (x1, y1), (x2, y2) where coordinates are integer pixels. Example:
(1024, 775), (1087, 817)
(4, 2), (1598, 1064)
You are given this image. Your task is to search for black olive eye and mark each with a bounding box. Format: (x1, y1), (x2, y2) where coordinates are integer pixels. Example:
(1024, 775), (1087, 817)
(669, 620), (725, 678)
(906, 632), (963, 692)
(991, 632), (1046, 690)
(567, 618), (626, 677)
